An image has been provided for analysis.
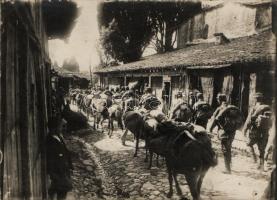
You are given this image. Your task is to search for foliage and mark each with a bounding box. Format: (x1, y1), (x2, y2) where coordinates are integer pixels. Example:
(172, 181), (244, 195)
(98, 3), (154, 64)
(98, 1), (201, 65)
(62, 57), (80, 72)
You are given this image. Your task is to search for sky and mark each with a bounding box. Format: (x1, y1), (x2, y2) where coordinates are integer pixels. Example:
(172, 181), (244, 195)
(48, 0), (100, 72)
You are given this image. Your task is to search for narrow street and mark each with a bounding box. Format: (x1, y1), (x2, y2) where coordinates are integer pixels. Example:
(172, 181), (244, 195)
(64, 105), (271, 200)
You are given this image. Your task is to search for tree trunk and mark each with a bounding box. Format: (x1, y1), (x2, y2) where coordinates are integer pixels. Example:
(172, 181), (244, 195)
(164, 22), (174, 52)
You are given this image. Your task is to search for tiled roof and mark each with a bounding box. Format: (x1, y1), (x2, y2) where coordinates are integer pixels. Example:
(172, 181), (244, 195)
(53, 67), (90, 80)
(94, 31), (275, 74)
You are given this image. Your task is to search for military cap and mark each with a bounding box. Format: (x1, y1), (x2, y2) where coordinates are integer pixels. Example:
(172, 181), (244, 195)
(197, 92), (203, 99)
(217, 93), (227, 102)
(176, 91), (182, 98)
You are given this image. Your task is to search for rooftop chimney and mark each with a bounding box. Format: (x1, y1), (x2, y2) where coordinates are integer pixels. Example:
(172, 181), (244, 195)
(214, 33), (230, 45)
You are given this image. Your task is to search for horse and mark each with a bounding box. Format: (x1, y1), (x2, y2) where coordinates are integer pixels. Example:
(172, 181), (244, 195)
(61, 103), (89, 131)
(149, 121), (217, 200)
(122, 111), (145, 157)
(171, 103), (193, 122)
(108, 102), (124, 137)
(91, 98), (109, 131)
(76, 93), (84, 112)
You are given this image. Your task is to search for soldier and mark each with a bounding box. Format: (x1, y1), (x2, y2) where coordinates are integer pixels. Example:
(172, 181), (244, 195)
(193, 92), (213, 128)
(242, 93), (272, 170)
(46, 117), (73, 200)
(170, 91), (184, 118)
(208, 93), (243, 174)
(188, 91), (196, 108)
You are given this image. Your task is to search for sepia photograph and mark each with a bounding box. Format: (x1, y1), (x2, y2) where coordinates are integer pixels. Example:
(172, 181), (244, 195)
(0, 0), (276, 199)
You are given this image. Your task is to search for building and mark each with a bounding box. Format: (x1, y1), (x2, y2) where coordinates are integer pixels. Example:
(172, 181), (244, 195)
(94, 0), (275, 116)
(51, 67), (90, 92)
(0, 1), (77, 199)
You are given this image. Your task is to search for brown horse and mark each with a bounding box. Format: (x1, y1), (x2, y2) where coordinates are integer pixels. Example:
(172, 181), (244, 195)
(91, 98), (109, 131)
(148, 122), (217, 200)
(108, 103), (124, 137)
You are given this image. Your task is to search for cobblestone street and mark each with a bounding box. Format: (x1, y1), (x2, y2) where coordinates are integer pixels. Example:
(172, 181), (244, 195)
(63, 104), (272, 200)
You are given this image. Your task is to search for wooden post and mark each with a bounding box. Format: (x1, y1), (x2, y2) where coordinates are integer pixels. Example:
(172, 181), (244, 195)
(89, 64), (93, 87)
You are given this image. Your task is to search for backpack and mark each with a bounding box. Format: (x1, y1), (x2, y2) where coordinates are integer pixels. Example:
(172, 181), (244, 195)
(144, 96), (161, 110)
(216, 105), (244, 132)
(251, 105), (272, 130)
(196, 102), (213, 119)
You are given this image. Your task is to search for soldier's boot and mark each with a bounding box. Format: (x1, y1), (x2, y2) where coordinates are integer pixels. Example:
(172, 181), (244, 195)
(249, 146), (257, 163)
(257, 157), (265, 171)
(223, 154), (231, 174)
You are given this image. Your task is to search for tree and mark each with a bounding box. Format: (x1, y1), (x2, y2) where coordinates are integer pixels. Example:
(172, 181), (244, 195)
(148, 2), (201, 53)
(98, 2), (154, 64)
(97, 1), (201, 64)
(62, 57), (80, 72)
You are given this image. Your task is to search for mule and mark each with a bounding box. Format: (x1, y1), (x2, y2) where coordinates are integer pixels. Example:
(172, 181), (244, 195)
(148, 121), (217, 200)
(61, 103), (88, 131)
(122, 111), (145, 157)
(91, 98), (109, 131)
(108, 103), (124, 137)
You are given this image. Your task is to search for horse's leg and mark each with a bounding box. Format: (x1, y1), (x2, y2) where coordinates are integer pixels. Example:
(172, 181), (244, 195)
(100, 117), (105, 132)
(185, 172), (199, 200)
(166, 166), (174, 198)
(145, 147), (148, 163)
(134, 136), (139, 157)
(121, 129), (128, 145)
(156, 155), (159, 167)
(118, 117), (124, 130)
(249, 145), (257, 163)
(108, 117), (111, 136)
(93, 115), (96, 130)
(197, 169), (207, 195)
(110, 118), (114, 138)
(173, 171), (182, 196)
(148, 151), (153, 169)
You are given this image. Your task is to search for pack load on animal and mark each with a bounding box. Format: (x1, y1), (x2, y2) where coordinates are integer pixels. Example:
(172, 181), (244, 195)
(251, 105), (272, 130)
(144, 95), (161, 110)
(195, 102), (213, 120)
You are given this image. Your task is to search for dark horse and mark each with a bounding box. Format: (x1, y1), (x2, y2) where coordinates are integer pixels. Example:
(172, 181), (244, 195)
(61, 103), (88, 131)
(123, 111), (145, 157)
(147, 121), (217, 200)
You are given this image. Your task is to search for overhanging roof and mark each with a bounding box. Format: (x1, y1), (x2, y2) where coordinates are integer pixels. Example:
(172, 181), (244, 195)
(42, 0), (78, 39)
(94, 31), (275, 74)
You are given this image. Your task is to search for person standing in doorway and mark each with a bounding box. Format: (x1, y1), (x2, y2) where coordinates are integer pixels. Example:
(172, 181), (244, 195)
(46, 117), (73, 200)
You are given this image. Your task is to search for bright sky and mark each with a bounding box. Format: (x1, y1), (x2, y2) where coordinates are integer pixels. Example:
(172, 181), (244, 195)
(48, 0), (100, 72)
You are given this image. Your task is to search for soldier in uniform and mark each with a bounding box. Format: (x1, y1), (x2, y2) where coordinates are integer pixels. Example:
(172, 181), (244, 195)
(170, 91), (184, 118)
(242, 93), (272, 170)
(208, 93), (243, 174)
(188, 91), (196, 108)
(193, 92), (213, 128)
(46, 117), (73, 200)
